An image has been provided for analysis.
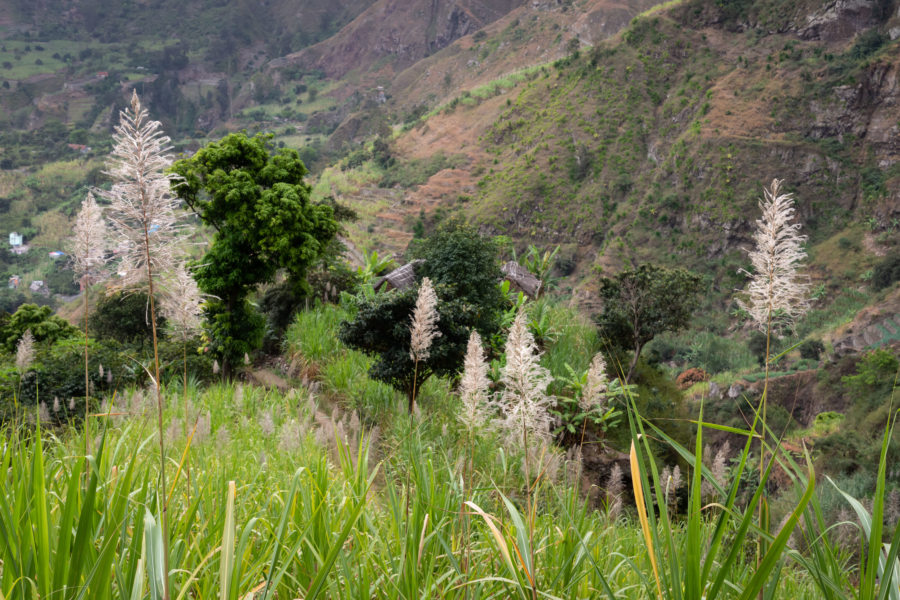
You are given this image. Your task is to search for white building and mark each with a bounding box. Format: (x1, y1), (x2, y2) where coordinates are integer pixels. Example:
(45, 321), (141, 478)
(9, 232), (23, 247)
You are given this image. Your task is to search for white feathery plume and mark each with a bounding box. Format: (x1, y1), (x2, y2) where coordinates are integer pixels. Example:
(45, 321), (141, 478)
(607, 463), (624, 520)
(579, 352), (609, 412)
(101, 91), (179, 599)
(15, 329), (35, 373)
(737, 179), (809, 332)
(497, 307), (555, 445)
(458, 330), (491, 430)
(409, 277), (440, 362)
(71, 192), (108, 288)
(102, 90), (186, 290)
(160, 261), (204, 339)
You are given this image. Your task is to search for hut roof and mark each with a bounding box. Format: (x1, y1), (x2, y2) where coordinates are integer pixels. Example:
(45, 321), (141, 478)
(374, 259), (425, 292)
(501, 261), (542, 298)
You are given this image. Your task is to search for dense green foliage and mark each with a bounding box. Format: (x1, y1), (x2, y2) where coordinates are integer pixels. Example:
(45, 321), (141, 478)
(89, 291), (161, 346)
(171, 133), (339, 374)
(595, 264), (702, 380)
(872, 251), (900, 291)
(340, 223), (505, 407)
(1, 303), (78, 351)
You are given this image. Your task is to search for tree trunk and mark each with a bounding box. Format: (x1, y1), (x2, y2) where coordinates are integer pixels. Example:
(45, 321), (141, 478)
(626, 342), (643, 383)
(222, 294), (235, 381)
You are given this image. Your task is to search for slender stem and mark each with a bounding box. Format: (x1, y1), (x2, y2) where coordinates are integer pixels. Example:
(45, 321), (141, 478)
(83, 279), (90, 456)
(523, 422), (537, 600)
(757, 311), (772, 576)
(184, 340), (190, 506)
(410, 360), (419, 414)
(140, 178), (171, 600)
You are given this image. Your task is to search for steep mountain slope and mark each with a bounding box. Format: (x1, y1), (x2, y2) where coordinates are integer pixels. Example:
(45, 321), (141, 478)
(339, 0), (898, 290)
(274, 0), (525, 82)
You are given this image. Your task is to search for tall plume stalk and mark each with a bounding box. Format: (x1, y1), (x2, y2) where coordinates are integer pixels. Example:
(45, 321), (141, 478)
(457, 329), (490, 590)
(736, 178), (808, 566)
(497, 307), (554, 600)
(160, 261), (204, 502)
(70, 192), (107, 455)
(408, 277), (440, 413)
(102, 90), (184, 600)
(579, 352), (609, 449)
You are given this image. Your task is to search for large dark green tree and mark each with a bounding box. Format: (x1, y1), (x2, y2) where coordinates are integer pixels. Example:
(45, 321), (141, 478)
(596, 264), (702, 382)
(339, 222), (504, 409)
(171, 133), (338, 377)
(2, 304), (78, 352)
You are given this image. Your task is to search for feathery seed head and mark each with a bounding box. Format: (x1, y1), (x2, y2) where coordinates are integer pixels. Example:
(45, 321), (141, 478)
(737, 179), (809, 333)
(102, 91), (187, 290)
(607, 463), (624, 519)
(580, 352), (609, 411)
(160, 261), (204, 339)
(70, 192), (108, 288)
(16, 329), (35, 373)
(409, 277), (440, 362)
(458, 330), (491, 430)
(497, 307), (555, 445)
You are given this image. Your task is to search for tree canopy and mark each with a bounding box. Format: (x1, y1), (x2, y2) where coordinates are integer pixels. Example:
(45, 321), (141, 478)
(171, 133), (338, 375)
(595, 264), (702, 381)
(2, 304), (78, 352)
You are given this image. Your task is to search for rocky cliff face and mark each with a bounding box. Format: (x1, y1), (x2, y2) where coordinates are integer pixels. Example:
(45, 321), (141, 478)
(274, 0), (524, 79)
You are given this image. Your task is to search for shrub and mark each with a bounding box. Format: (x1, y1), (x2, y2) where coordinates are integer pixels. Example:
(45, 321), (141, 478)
(871, 251), (900, 291)
(843, 348), (899, 393)
(2, 337), (138, 417)
(90, 291), (161, 346)
(798, 339), (825, 360)
(675, 367), (709, 389)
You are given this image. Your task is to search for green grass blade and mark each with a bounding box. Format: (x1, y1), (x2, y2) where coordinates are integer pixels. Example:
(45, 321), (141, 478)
(304, 464), (379, 600)
(220, 480), (236, 600)
(737, 456), (815, 600)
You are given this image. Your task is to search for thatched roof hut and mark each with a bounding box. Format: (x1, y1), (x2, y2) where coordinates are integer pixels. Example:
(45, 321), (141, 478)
(501, 261), (542, 298)
(373, 259), (425, 292)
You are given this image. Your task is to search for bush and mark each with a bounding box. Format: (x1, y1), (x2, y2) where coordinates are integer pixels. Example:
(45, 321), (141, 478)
(89, 291), (161, 346)
(842, 348), (899, 393)
(676, 367), (709, 389)
(647, 331), (756, 374)
(748, 330), (768, 365)
(799, 339), (825, 360)
(871, 252), (900, 291)
(1, 337), (138, 419)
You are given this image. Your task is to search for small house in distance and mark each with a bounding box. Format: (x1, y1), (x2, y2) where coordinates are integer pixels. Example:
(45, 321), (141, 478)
(501, 261), (542, 299)
(9, 232), (23, 247)
(29, 280), (49, 296)
(373, 259), (425, 293)
(8, 275), (19, 289)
